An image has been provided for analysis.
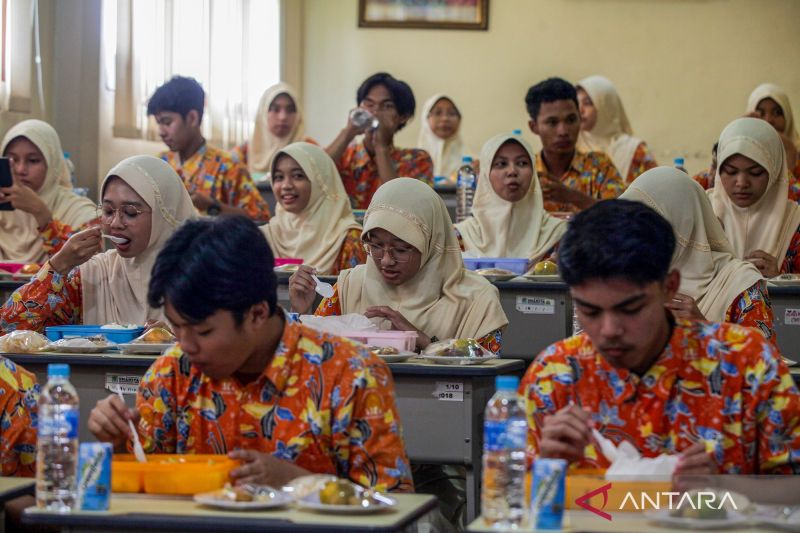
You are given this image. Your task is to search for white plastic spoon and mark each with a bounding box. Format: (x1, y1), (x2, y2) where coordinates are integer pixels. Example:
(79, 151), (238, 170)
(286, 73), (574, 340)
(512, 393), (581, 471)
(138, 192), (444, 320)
(311, 274), (334, 299)
(114, 386), (147, 463)
(103, 234), (128, 245)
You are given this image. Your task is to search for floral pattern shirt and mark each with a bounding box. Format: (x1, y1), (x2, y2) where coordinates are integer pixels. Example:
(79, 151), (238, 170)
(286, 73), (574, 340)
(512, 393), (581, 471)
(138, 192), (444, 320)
(726, 281), (777, 351)
(314, 283), (503, 354)
(781, 224), (800, 274)
(336, 142), (434, 209)
(39, 217), (101, 258)
(332, 228), (367, 275)
(520, 319), (800, 474)
(625, 142), (658, 184)
(160, 144), (271, 222)
(692, 168), (713, 190)
(0, 263), (83, 334)
(0, 358), (38, 477)
(535, 151), (625, 212)
(136, 319), (413, 492)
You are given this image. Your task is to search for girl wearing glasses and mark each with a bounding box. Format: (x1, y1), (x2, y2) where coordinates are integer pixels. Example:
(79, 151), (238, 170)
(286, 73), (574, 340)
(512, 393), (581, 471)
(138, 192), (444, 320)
(0, 120), (99, 263)
(260, 142), (365, 279)
(416, 94), (470, 184)
(0, 156), (196, 332)
(289, 177), (508, 353)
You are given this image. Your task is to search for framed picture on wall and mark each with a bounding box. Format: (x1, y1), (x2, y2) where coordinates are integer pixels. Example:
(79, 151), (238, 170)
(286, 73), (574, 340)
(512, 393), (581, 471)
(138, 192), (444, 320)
(358, 0), (489, 31)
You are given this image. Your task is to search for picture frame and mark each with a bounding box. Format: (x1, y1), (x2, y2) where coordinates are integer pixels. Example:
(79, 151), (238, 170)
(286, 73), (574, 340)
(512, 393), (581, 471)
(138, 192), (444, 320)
(358, 0), (489, 31)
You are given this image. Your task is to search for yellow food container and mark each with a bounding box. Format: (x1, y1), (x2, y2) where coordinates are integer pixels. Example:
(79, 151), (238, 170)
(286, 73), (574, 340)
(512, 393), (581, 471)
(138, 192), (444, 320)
(112, 454), (239, 495)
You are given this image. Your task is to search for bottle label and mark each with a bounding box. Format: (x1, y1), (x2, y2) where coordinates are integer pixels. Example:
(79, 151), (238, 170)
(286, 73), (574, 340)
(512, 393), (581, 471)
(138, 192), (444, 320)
(484, 418), (527, 451)
(39, 407), (79, 439)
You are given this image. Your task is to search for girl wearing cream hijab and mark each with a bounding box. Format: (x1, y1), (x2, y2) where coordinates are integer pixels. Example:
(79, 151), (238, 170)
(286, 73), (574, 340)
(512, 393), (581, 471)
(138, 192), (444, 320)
(416, 94), (468, 183)
(261, 142), (365, 281)
(576, 75), (657, 184)
(709, 118), (800, 277)
(455, 133), (566, 266)
(746, 83), (800, 181)
(621, 167), (777, 347)
(289, 178), (508, 352)
(0, 119), (98, 263)
(0, 156), (196, 332)
(231, 83), (315, 181)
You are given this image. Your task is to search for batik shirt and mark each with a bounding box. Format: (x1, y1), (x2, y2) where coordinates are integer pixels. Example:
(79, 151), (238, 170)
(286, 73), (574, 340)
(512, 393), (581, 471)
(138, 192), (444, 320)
(0, 358), (38, 477)
(160, 144), (270, 222)
(136, 319), (413, 492)
(625, 142), (658, 184)
(535, 151), (625, 212)
(336, 142), (434, 209)
(331, 228), (367, 275)
(520, 318), (800, 474)
(0, 263), (83, 334)
(726, 281), (777, 350)
(314, 284), (503, 354)
(781, 225), (800, 274)
(692, 168), (713, 190)
(39, 217), (101, 257)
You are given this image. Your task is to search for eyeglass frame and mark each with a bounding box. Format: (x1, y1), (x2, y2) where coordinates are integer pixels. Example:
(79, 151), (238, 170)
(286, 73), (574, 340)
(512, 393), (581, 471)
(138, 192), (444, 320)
(96, 203), (150, 226)
(362, 240), (416, 263)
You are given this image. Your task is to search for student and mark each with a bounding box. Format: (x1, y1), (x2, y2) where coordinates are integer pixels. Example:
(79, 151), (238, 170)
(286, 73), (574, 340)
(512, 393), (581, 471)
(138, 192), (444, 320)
(454, 133), (566, 265)
(0, 120), (98, 263)
(289, 178), (508, 353)
(326, 72), (433, 209)
(692, 142), (718, 190)
(417, 94), (469, 184)
(620, 167), (777, 347)
(87, 216), (413, 492)
(260, 142), (366, 274)
(230, 83), (316, 182)
(520, 199), (800, 474)
(747, 83), (800, 182)
(525, 77), (625, 213)
(0, 357), (38, 477)
(576, 75), (657, 184)
(709, 118), (800, 277)
(148, 76), (270, 221)
(0, 156), (196, 332)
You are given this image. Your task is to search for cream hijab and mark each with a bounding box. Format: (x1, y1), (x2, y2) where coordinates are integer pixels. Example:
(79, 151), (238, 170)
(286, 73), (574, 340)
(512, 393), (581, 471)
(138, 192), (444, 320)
(709, 117), (800, 267)
(248, 83), (306, 176)
(455, 134), (566, 263)
(80, 156), (197, 325)
(576, 75), (642, 181)
(338, 178), (508, 341)
(416, 94), (467, 179)
(620, 167), (763, 322)
(747, 83), (800, 150)
(260, 143), (361, 274)
(0, 120), (97, 263)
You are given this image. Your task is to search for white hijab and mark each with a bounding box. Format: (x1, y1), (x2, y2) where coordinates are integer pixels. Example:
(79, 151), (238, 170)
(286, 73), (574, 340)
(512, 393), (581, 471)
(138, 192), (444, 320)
(708, 117), (800, 267)
(339, 178), (508, 341)
(576, 75), (642, 181)
(416, 94), (468, 179)
(747, 83), (800, 151)
(0, 120), (97, 263)
(248, 83), (306, 176)
(80, 156), (197, 325)
(455, 133), (566, 264)
(260, 142), (361, 274)
(621, 167), (763, 322)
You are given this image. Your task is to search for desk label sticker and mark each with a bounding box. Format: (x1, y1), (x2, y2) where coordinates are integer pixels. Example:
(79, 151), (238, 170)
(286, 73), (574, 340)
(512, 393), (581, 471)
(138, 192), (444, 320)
(433, 381), (464, 402)
(786, 309), (800, 326)
(105, 374), (140, 395)
(516, 296), (555, 315)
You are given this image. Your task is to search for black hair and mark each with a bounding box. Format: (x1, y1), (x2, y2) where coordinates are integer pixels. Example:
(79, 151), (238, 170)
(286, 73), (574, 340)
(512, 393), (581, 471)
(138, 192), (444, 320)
(525, 77), (579, 121)
(146, 76), (205, 121)
(148, 216), (278, 325)
(356, 72), (415, 130)
(558, 199), (676, 287)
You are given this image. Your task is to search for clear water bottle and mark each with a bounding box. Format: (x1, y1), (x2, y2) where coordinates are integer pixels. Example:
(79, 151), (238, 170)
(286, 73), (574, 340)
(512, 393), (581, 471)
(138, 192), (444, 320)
(481, 375), (528, 528)
(456, 156), (476, 223)
(349, 108), (379, 130)
(673, 157), (688, 174)
(36, 364), (80, 512)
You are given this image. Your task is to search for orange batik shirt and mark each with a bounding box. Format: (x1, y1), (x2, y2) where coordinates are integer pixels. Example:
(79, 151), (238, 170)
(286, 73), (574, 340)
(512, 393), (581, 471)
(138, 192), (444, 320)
(536, 151), (625, 212)
(520, 319), (800, 474)
(0, 358), (38, 477)
(136, 318), (413, 492)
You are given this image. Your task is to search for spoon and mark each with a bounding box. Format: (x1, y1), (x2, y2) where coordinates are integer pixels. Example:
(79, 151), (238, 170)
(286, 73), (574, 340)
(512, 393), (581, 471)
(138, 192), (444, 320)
(113, 386), (147, 463)
(311, 274), (334, 298)
(103, 234), (128, 244)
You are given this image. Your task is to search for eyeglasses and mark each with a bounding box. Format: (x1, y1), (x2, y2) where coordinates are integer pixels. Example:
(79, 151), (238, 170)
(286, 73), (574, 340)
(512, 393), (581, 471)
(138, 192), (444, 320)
(363, 241), (415, 263)
(97, 204), (149, 226)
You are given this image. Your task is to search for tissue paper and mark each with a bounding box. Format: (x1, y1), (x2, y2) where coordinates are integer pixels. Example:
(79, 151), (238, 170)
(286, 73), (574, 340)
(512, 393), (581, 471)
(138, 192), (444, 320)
(592, 429), (680, 481)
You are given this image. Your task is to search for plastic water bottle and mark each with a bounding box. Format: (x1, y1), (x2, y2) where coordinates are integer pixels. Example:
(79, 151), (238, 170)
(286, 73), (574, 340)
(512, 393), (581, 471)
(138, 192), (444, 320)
(456, 156), (476, 223)
(36, 364), (80, 512)
(674, 157), (688, 174)
(481, 375), (528, 528)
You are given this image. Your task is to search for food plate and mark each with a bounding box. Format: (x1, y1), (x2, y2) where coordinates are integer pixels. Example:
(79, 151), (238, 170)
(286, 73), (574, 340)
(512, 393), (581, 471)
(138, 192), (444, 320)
(375, 351), (415, 363)
(521, 274), (561, 282)
(417, 354), (498, 366)
(194, 486), (293, 510)
(117, 343), (175, 355)
(645, 510), (749, 530)
(295, 491), (396, 514)
(479, 273), (517, 283)
(43, 345), (116, 354)
(769, 274), (800, 286)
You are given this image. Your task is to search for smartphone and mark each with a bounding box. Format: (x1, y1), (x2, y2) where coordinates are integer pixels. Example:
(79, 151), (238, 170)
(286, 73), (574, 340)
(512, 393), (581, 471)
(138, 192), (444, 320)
(0, 158), (12, 211)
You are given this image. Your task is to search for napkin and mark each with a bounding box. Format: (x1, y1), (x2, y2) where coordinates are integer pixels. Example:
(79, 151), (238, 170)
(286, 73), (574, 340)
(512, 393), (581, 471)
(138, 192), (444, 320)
(592, 429), (679, 481)
(299, 313), (382, 335)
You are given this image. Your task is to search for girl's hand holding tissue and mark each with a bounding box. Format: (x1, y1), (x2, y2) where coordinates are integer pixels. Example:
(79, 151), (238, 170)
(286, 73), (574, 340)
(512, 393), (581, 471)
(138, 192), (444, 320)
(539, 404), (592, 463)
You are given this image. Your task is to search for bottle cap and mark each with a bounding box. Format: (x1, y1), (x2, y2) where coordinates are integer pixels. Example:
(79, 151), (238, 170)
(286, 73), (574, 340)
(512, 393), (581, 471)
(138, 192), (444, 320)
(461, 156), (473, 164)
(512, 129), (522, 135)
(48, 363), (70, 379)
(673, 157), (685, 166)
(495, 375), (519, 391)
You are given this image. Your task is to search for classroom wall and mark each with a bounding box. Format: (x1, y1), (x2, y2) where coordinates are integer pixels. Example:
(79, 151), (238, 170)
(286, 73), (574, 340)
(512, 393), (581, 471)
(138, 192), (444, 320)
(302, 0), (800, 173)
